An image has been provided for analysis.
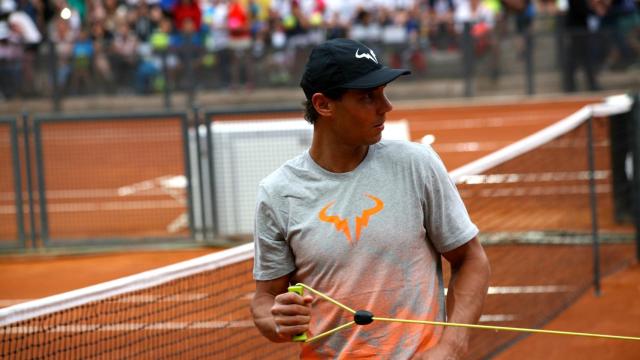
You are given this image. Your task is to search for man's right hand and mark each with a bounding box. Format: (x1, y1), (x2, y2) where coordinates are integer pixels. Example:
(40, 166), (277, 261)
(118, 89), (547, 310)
(271, 291), (314, 340)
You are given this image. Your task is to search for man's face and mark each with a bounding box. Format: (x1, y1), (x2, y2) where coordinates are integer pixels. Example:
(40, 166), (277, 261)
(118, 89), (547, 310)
(329, 86), (393, 146)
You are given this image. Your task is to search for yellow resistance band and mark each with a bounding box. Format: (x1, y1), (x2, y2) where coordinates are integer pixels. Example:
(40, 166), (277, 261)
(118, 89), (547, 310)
(288, 283), (640, 344)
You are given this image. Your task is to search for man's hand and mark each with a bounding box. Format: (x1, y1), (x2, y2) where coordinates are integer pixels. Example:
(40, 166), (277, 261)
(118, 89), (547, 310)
(271, 291), (314, 340)
(252, 276), (314, 342)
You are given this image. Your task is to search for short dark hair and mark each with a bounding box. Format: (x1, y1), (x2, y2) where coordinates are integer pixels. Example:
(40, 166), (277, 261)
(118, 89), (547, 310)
(303, 88), (347, 124)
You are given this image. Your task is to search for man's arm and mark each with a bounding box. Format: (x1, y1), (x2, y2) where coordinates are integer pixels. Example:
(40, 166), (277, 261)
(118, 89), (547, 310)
(251, 274), (314, 343)
(420, 236), (491, 359)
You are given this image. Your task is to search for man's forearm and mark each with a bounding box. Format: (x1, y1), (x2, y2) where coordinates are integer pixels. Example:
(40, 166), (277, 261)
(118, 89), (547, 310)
(251, 293), (286, 343)
(440, 249), (491, 353)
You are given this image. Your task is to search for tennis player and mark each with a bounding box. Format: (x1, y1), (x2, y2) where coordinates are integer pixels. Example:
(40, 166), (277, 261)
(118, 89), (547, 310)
(252, 38), (491, 359)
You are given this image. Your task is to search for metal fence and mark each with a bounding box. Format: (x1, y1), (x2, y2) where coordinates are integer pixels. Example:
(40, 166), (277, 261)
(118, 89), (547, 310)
(1, 112), (194, 249)
(1, 98), (639, 252)
(0, 107), (317, 250)
(0, 116), (24, 248)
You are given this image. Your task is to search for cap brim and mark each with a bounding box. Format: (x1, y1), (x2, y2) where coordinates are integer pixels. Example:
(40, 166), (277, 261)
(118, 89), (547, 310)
(340, 67), (411, 89)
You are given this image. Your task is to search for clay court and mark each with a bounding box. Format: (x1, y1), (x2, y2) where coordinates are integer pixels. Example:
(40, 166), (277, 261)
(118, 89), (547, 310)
(1, 95), (638, 359)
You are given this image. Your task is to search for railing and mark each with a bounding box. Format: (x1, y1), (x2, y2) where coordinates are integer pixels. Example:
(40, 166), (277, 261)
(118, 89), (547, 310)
(1, 15), (638, 112)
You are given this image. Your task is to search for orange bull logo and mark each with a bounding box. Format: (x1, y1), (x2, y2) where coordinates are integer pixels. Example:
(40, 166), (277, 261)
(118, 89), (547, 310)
(318, 194), (384, 245)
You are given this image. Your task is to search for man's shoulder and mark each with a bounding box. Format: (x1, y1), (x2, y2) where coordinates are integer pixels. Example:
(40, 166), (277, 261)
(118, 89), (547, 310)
(377, 139), (434, 161)
(258, 153), (307, 193)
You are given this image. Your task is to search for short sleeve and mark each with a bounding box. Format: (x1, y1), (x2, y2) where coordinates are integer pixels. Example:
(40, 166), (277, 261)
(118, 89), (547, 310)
(422, 146), (479, 253)
(252, 185), (296, 280)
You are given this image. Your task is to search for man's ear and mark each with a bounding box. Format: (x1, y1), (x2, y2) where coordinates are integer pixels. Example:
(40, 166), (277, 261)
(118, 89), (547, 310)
(312, 93), (333, 117)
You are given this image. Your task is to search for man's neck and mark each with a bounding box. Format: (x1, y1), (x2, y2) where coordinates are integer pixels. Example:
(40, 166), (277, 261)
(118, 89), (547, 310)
(309, 140), (369, 173)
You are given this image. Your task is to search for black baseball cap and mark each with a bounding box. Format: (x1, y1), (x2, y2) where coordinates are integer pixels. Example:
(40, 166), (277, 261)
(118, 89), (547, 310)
(300, 38), (411, 100)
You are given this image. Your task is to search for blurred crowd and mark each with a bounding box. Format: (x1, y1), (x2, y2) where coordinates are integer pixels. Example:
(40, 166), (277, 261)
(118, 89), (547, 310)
(0, 0), (638, 99)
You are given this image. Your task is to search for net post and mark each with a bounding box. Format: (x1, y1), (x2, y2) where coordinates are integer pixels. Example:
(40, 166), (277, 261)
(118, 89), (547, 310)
(587, 114), (601, 296)
(181, 111), (196, 241)
(205, 112), (219, 240)
(192, 106), (208, 242)
(632, 92), (640, 262)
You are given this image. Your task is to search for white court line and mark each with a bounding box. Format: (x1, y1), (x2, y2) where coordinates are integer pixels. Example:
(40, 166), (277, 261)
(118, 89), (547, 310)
(487, 285), (572, 295)
(445, 285), (571, 295)
(458, 171), (609, 185)
(434, 138), (609, 154)
(480, 314), (518, 322)
(459, 184), (611, 198)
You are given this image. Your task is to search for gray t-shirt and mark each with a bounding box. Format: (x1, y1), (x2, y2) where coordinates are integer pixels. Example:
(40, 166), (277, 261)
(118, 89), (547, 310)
(253, 140), (478, 359)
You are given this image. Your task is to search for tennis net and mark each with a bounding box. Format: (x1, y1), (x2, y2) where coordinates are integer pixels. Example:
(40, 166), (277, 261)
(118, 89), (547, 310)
(0, 94), (636, 359)
(0, 244), (298, 359)
(451, 94), (637, 358)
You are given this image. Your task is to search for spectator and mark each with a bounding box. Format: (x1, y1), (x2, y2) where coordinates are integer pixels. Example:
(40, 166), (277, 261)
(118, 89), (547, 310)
(276, 0), (313, 80)
(601, 0), (639, 71)
(160, 0), (178, 15)
(563, 0), (610, 92)
(173, 17), (203, 90)
(248, 0), (268, 55)
(111, 20), (138, 91)
(454, 0), (496, 54)
(427, 0), (457, 51)
(325, 8), (348, 39)
(305, 0), (325, 45)
(26, 0), (54, 37)
(350, 8), (382, 44)
(149, 15), (179, 91)
(90, 20), (115, 93)
(7, 7), (41, 96)
(266, 19), (289, 84)
(202, 0), (230, 88)
(67, 0), (86, 22)
(49, 16), (76, 93)
(172, 0), (201, 33)
(406, 5), (427, 74)
(380, 8), (409, 68)
(0, 20), (23, 99)
(70, 26), (93, 94)
(324, 0), (354, 38)
(502, 0), (535, 60)
(135, 41), (160, 94)
(103, 0), (125, 35)
(227, 0), (253, 90)
(133, 1), (156, 42)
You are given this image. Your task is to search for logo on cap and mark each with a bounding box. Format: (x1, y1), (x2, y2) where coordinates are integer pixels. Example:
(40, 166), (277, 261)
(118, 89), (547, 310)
(355, 48), (378, 64)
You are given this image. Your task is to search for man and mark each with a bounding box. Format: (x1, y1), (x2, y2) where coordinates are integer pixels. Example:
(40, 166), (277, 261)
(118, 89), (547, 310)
(563, 0), (611, 92)
(251, 38), (490, 359)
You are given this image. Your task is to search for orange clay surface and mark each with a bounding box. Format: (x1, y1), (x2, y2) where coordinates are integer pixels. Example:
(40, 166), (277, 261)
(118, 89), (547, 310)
(1, 96), (639, 359)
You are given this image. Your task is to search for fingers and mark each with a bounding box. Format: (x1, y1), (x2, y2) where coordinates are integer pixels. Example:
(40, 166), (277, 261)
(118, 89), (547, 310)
(273, 314), (311, 338)
(271, 292), (313, 340)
